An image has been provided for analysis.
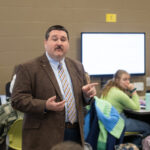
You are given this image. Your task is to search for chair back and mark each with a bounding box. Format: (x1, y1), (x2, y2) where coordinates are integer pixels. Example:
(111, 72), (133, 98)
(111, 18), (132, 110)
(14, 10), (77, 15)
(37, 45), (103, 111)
(7, 118), (23, 150)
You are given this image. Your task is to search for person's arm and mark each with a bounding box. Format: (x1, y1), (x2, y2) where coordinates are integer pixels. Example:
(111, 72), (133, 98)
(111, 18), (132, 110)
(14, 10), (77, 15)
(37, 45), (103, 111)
(11, 63), (66, 115)
(127, 83), (137, 95)
(11, 65), (46, 114)
(114, 87), (140, 110)
(9, 74), (16, 94)
(82, 83), (98, 100)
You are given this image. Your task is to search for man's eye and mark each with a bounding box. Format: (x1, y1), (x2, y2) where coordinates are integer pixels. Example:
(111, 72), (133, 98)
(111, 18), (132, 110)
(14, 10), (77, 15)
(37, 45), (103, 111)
(61, 38), (66, 42)
(52, 38), (58, 41)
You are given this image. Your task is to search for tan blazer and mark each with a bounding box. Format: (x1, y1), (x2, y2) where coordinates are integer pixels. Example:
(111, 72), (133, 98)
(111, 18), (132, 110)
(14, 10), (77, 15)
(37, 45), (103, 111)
(11, 53), (87, 150)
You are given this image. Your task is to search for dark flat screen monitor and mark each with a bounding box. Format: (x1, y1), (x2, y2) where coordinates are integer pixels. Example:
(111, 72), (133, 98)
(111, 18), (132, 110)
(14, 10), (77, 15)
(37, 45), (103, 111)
(81, 32), (146, 76)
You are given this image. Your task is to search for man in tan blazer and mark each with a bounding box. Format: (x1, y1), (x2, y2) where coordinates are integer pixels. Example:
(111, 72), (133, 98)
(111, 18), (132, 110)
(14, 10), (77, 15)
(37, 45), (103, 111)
(11, 25), (98, 150)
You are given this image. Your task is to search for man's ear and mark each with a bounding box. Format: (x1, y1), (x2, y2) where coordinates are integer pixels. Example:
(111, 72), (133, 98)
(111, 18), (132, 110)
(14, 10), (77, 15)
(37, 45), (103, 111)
(44, 40), (47, 50)
(44, 40), (47, 45)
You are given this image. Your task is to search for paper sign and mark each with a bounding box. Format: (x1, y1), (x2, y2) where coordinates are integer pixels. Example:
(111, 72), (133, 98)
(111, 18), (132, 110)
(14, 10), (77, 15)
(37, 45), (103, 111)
(133, 82), (144, 91)
(146, 77), (150, 87)
(106, 13), (117, 22)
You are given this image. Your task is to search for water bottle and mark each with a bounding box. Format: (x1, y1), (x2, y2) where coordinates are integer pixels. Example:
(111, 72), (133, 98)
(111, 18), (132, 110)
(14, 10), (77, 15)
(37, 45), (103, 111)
(145, 92), (150, 110)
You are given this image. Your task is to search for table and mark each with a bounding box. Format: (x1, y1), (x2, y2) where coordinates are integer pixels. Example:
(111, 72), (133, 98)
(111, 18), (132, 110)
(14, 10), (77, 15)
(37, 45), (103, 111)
(124, 109), (150, 124)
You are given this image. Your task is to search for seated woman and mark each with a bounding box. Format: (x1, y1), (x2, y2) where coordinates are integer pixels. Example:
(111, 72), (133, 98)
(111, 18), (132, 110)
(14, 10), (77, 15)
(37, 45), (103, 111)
(100, 69), (150, 147)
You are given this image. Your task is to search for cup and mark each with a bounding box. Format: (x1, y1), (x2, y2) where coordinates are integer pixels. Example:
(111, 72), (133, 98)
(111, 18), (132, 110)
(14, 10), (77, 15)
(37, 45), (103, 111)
(145, 93), (150, 110)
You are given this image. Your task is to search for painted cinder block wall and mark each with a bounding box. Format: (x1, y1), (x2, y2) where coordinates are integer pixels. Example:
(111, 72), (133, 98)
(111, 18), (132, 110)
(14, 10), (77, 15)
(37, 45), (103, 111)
(0, 0), (150, 96)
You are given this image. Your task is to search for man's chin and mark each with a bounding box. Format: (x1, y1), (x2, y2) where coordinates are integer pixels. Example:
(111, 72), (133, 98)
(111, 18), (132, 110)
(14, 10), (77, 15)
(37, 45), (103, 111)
(55, 55), (64, 61)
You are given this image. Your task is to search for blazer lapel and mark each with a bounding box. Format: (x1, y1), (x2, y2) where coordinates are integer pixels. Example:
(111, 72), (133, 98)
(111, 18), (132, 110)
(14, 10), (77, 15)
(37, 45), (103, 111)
(40, 54), (63, 99)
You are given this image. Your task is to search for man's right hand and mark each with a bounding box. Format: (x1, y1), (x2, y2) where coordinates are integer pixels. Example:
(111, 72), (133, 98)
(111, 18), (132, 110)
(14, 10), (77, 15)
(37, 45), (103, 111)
(45, 96), (65, 111)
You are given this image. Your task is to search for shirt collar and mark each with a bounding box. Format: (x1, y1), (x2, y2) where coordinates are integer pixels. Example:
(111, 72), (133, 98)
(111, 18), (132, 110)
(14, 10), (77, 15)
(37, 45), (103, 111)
(45, 52), (65, 68)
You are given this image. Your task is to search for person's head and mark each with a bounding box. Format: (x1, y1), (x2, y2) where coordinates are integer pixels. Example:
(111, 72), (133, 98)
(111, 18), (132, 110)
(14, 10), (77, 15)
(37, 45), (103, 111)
(101, 69), (130, 97)
(85, 72), (91, 84)
(113, 69), (130, 90)
(44, 25), (70, 61)
(51, 141), (83, 150)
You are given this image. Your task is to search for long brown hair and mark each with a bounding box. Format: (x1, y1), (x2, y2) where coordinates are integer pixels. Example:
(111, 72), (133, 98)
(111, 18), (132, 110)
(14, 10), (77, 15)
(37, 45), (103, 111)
(101, 69), (129, 97)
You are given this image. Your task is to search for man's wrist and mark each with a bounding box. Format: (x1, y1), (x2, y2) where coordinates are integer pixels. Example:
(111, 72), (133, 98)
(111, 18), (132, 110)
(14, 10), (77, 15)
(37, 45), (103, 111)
(44, 107), (48, 113)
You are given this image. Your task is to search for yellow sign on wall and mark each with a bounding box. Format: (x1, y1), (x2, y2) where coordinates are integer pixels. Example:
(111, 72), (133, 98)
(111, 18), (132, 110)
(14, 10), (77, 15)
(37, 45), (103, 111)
(106, 13), (117, 22)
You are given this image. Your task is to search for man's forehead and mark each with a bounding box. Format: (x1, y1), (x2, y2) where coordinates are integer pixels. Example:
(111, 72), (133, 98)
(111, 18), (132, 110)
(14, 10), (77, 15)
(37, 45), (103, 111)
(50, 30), (67, 37)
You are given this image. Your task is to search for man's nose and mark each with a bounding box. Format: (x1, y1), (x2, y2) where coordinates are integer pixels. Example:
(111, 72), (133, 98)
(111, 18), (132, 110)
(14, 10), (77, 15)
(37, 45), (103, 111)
(57, 40), (62, 45)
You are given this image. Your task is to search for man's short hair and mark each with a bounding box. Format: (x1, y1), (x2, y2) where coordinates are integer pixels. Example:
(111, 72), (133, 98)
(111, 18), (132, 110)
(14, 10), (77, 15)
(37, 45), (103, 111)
(45, 25), (69, 40)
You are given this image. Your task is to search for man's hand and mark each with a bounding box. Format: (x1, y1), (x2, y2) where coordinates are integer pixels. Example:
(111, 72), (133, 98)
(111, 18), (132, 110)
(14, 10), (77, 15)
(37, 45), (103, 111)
(82, 83), (99, 98)
(46, 96), (65, 111)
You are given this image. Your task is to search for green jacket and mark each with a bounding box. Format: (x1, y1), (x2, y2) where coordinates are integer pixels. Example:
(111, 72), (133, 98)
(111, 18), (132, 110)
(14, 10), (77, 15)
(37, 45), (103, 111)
(101, 87), (140, 113)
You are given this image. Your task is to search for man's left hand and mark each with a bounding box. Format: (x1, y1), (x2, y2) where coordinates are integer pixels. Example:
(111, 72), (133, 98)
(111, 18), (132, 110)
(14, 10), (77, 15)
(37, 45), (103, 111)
(82, 83), (99, 98)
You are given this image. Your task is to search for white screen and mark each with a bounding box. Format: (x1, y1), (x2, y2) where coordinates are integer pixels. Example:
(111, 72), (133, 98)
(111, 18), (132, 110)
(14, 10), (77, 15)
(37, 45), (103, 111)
(81, 32), (145, 76)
